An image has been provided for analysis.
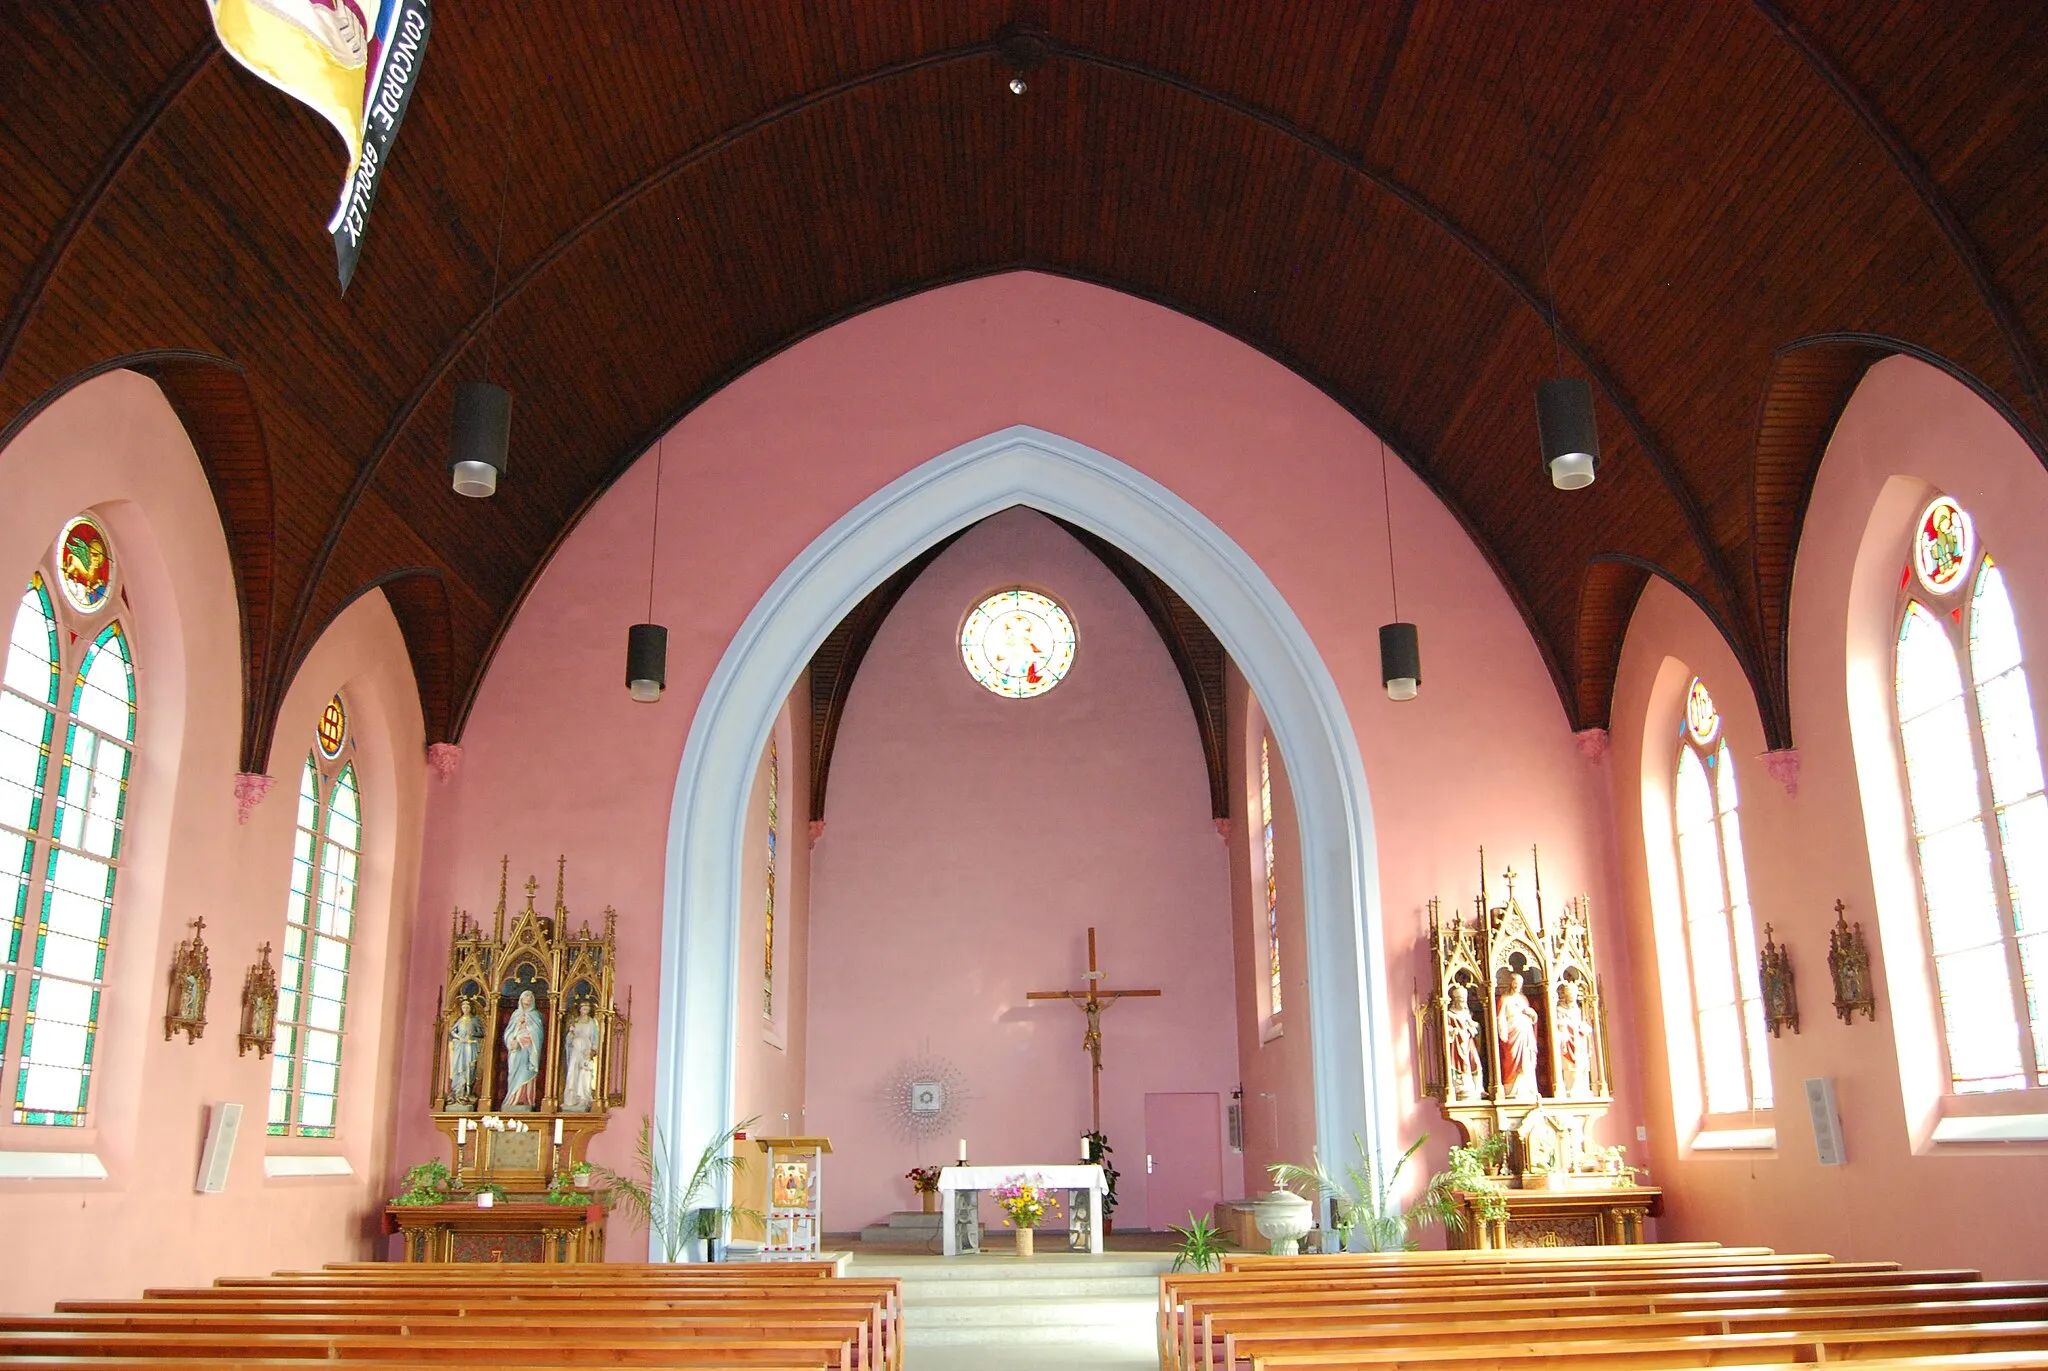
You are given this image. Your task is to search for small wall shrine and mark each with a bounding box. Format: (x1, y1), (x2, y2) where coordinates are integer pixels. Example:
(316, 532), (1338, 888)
(427, 857), (631, 1194)
(1415, 849), (1652, 1246)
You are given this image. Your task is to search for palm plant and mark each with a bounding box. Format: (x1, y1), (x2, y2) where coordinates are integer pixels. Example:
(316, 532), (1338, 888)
(589, 1114), (761, 1262)
(1269, 1132), (1462, 1252)
(1168, 1212), (1232, 1272)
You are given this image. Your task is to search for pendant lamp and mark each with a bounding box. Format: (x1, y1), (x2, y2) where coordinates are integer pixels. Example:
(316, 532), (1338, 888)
(1520, 67), (1600, 491)
(1376, 436), (1420, 701)
(626, 438), (668, 702)
(451, 94), (519, 498)
(450, 381), (511, 497)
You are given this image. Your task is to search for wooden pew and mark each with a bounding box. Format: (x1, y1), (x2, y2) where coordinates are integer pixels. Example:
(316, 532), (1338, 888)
(0, 1330), (857, 1368)
(1163, 1257), (1946, 1369)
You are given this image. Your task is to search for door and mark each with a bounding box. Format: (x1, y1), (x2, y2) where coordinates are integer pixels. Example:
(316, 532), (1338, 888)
(1144, 1091), (1224, 1232)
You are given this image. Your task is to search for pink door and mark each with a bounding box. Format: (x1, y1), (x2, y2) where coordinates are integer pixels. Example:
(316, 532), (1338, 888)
(1144, 1092), (1224, 1232)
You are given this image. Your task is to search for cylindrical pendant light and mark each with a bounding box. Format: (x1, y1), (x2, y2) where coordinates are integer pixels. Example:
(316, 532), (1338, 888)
(1380, 621), (1421, 702)
(1537, 377), (1599, 491)
(1375, 435), (1421, 701)
(626, 622), (667, 703)
(449, 381), (512, 498)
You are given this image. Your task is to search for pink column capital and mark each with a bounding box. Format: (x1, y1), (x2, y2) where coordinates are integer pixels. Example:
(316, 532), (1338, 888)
(234, 772), (273, 825)
(426, 742), (464, 782)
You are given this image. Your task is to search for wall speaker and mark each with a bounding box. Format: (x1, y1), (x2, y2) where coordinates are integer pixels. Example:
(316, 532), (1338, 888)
(1804, 1077), (1846, 1166)
(196, 1101), (243, 1194)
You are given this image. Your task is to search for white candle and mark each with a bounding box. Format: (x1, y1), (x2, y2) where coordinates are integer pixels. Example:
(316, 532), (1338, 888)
(1082, 1136), (1091, 1161)
(457, 1117), (469, 1144)
(958, 1138), (967, 1162)
(554, 1118), (564, 1145)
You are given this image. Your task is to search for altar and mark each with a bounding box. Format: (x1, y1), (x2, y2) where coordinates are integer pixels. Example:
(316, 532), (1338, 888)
(938, 1164), (1106, 1256)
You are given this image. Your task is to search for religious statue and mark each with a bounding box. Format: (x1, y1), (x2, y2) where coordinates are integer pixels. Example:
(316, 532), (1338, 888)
(500, 989), (545, 1111)
(1828, 900), (1876, 1025)
(1496, 972), (1540, 1099)
(1445, 982), (1484, 1101)
(238, 941), (279, 1057)
(560, 1000), (602, 1112)
(1553, 979), (1592, 1097)
(445, 996), (484, 1107)
(164, 916), (211, 1044)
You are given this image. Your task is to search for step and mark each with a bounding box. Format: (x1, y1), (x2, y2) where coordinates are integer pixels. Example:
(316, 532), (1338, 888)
(905, 1298), (1157, 1347)
(901, 1274), (1159, 1301)
(851, 1254), (1172, 1282)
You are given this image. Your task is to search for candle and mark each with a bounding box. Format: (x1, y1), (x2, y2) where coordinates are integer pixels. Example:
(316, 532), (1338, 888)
(958, 1138), (967, 1162)
(1082, 1136), (1091, 1161)
(554, 1118), (564, 1145)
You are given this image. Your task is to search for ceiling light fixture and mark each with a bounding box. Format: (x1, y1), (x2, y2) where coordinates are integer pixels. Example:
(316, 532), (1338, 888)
(1519, 63), (1599, 492)
(995, 19), (1050, 97)
(1376, 435), (1420, 702)
(626, 437), (668, 703)
(450, 93), (519, 498)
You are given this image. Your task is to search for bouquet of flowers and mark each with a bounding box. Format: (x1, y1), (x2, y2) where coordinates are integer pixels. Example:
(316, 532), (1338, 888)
(990, 1174), (1061, 1229)
(906, 1164), (944, 1195)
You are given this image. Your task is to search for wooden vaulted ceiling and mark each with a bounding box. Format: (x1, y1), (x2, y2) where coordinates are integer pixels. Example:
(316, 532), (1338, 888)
(4, 3), (2047, 769)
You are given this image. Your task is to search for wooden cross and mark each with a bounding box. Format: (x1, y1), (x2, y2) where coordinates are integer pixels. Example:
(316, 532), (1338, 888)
(1026, 927), (1161, 1135)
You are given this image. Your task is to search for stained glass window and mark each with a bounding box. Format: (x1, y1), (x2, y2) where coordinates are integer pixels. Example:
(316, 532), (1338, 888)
(1896, 521), (2047, 1093)
(764, 734), (778, 1023)
(316, 693), (348, 760)
(269, 709), (361, 1137)
(0, 520), (134, 1127)
(1262, 734), (1281, 1018)
(960, 589), (1077, 698)
(1672, 679), (1772, 1114)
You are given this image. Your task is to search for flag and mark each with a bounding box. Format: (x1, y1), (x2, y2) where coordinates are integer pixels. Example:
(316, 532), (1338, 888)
(205, 0), (432, 290)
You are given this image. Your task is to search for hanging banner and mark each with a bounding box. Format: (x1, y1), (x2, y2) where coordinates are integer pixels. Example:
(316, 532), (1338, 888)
(205, 0), (433, 291)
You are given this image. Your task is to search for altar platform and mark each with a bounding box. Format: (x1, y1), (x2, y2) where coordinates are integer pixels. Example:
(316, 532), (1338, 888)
(937, 1163), (1107, 1256)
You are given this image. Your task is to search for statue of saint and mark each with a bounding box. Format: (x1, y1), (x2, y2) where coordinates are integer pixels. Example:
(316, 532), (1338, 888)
(560, 1001), (602, 1113)
(1496, 972), (1540, 1099)
(445, 996), (483, 1106)
(1445, 982), (1484, 1101)
(1554, 979), (1592, 1097)
(500, 989), (545, 1111)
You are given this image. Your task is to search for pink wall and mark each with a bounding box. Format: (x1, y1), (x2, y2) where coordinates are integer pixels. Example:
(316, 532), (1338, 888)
(1608, 355), (2048, 1276)
(803, 508), (1239, 1231)
(0, 372), (426, 1313)
(407, 271), (1630, 1248)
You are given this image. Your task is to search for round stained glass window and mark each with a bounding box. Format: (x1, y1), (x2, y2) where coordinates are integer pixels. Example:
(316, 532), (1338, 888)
(55, 513), (113, 615)
(317, 693), (349, 759)
(1912, 494), (1974, 595)
(1684, 677), (1720, 748)
(960, 589), (1076, 698)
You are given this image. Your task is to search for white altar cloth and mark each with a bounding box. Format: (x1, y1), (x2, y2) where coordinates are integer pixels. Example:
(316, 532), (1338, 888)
(937, 1164), (1106, 1256)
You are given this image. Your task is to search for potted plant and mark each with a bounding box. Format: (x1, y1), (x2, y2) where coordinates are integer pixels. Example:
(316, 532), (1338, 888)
(1269, 1133), (1461, 1253)
(990, 1174), (1060, 1259)
(588, 1114), (762, 1262)
(1083, 1130), (1121, 1235)
(389, 1158), (454, 1207)
(906, 1164), (943, 1214)
(1440, 1132), (1511, 1226)
(470, 1180), (509, 1209)
(1168, 1212), (1232, 1272)
(546, 1164), (598, 1207)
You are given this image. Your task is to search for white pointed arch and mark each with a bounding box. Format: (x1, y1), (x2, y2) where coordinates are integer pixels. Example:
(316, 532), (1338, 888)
(654, 425), (1388, 1239)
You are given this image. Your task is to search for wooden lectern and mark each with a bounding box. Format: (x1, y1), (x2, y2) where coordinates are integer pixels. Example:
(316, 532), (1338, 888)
(754, 1136), (831, 1257)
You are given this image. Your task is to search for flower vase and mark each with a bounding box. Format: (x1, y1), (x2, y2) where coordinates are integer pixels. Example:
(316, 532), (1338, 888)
(920, 1190), (937, 1214)
(1015, 1227), (1035, 1259)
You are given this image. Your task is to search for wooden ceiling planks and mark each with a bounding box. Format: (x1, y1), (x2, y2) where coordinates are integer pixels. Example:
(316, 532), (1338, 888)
(0, 0), (2042, 766)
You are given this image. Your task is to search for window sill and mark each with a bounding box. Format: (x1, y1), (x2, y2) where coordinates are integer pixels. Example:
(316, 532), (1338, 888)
(1260, 1019), (1284, 1045)
(264, 1154), (353, 1178)
(1689, 1127), (1776, 1152)
(0, 1150), (108, 1179)
(1930, 1113), (2048, 1144)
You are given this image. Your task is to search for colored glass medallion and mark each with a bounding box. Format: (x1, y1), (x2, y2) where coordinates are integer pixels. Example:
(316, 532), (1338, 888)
(55, 515), (113, 615)
(317, 694), (348, 760)
(960, 589), (1077, 699)
(1684, 677), (1721, 748)
(1914, 495), (1974, 596)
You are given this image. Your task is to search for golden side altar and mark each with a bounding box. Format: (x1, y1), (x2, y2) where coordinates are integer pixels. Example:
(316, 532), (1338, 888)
(1415, 850), (1663, 1248)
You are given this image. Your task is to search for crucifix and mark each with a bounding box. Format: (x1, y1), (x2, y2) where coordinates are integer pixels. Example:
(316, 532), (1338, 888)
(1026, 927), (1162, 1135)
